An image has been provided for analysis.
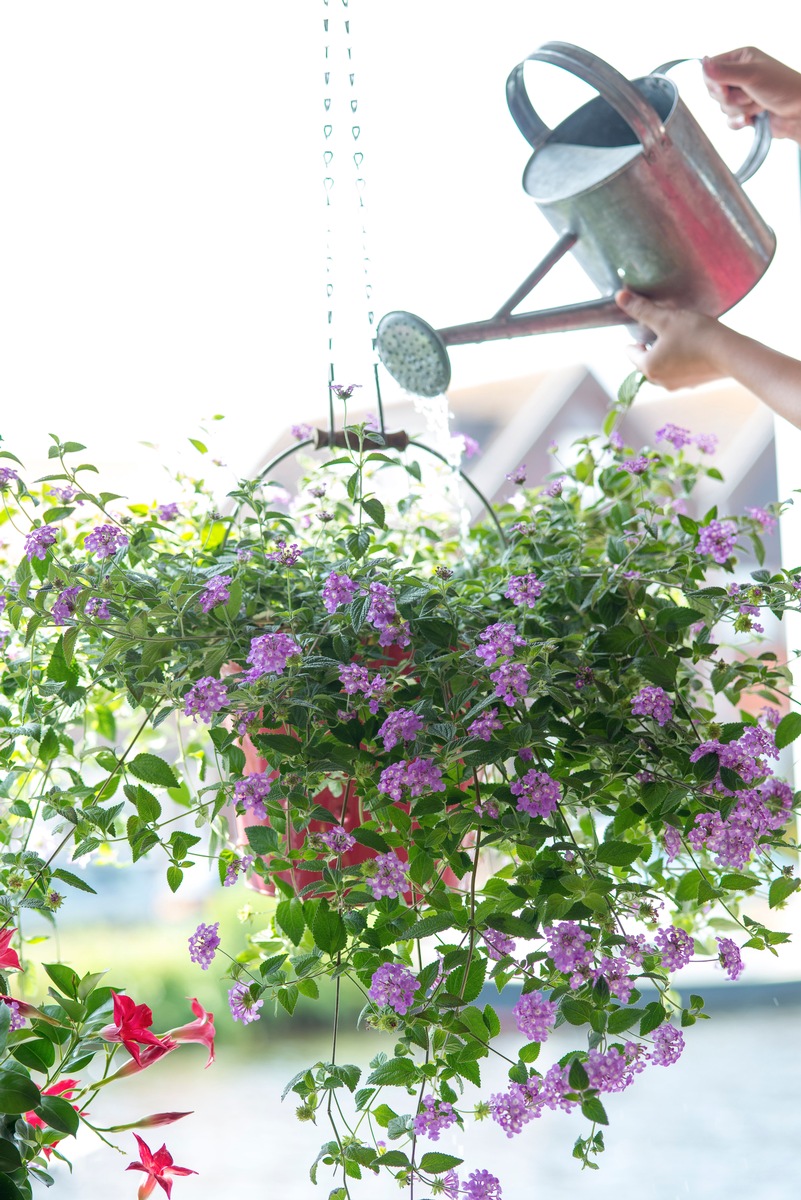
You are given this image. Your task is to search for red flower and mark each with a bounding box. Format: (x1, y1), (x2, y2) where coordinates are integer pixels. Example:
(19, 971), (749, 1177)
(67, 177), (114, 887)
(166, 999), (216, 1068)
(25, 1079), (81, 1157)
(126, 1134), (197, 1199)
(0, 929), (22, 972)
(101, 992), (172, 1067)
(107, 1037), (177, 1081)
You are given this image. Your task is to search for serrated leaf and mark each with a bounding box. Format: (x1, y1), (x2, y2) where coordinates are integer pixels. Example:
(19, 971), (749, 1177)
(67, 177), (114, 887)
(405, 913), (455, 939)
(769, 876), (800, 909)
(719, 872), (760, 891)
(312, 900), (348, 956)
(581, 1096), (609, 1125)
(596, 841), (642, 866)
(418, 1152), (464, 1174)
(775, 711), (801, 750)
(276, 898), (305, 946)
(639, 1001), (666, 1035)
(367, 1057), (419, 1087)
(128, 753), (178, 789)
(52, 868), (97, 895)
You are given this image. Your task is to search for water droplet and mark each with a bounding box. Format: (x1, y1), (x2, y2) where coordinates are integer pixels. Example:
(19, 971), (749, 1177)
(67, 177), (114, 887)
(324, 124), (333, 138)
(353, 151), (363, 167)
(324, 97), (331, 111)
(323, 150), (333, 166)
(352, 125), (361, 139)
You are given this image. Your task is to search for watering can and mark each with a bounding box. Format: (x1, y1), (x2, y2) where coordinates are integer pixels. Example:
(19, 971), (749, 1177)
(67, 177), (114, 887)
(375, 42), (775, 398)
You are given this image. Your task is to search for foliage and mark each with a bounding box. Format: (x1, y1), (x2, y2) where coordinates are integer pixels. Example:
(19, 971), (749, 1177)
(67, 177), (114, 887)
(0, 379), (799, 1197)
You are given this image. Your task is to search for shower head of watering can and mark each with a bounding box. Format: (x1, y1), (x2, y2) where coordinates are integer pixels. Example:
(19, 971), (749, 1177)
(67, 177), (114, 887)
(375, 310), (452, 398)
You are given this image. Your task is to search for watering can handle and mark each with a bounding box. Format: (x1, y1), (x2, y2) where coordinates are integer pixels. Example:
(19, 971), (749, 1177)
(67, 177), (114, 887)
(653, 57), (771, 183)
(506, 41), (667, 157)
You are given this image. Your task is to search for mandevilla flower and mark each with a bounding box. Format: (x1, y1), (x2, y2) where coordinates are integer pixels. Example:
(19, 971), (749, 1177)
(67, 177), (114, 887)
(167, 998), (216, 1067)
(368, 962), (418, 1014)
(126, 1133), (197, 1196)
(84, 524), (129, 557)
(183, 676), (228, 723)
(100, 992), (170, 1067)
(0, 929), (22, 972)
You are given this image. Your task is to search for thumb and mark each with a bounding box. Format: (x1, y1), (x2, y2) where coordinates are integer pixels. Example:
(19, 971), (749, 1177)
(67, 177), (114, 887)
(615, 289), (664, 329)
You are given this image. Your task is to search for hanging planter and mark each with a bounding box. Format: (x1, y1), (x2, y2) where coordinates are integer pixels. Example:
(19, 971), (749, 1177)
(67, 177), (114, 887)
(0, 379), (799, 1198)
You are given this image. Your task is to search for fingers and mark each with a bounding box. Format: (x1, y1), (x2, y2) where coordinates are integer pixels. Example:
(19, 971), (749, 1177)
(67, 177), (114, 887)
(702, 48), (763, 88)
(615, 288), (666, 331)
(625, 343), (650, 373)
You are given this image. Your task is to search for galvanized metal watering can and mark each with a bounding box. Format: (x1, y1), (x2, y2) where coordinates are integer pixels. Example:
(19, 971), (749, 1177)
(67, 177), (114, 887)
(376, 42), (775, 397)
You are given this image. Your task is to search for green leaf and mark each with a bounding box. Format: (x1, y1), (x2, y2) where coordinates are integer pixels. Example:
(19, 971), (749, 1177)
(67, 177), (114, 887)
(568, 1059), (589, 1090)
(34, 1093), (80, 1136)
(366, 1057), (419, 1087)
(418, 1152), (464, 1174)
(581, 1096), (609, 1125)
(244, 825), (279, 856)
(361, 497), (386, 529)
(518, 1041), (541, 1063)
(128, 753), (178, 789)
(719, 872), (760, 891)
(312, 900), (348, 956)
(0, 1140), (23, 1173)
(188, 438), (207, 454)
(12, 1037), (55, 1073)
(561, 998), (593, 1025)
(405, 913), (456, 939)
(134, 786), (162, 824)
(775, 711), (801, 750)
(769, 876), (800, 909)
(639, 1002), (666, 1036)
(674, 870), (702, 902)
(607, 1007), (645, 1035)
(596, 841), (642, 866)
(656, 606), (703, 632)
(0, 1173), (26, 1198)
(50, 868), (98, 896)
(276, 898), (306, 946)
(250, 732), (301, 758)
(166, 866), (183, 893)
(43, 963), (79, 998)
(0, 1069), (41, 1113)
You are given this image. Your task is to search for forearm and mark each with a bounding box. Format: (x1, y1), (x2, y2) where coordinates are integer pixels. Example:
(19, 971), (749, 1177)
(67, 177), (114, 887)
(709, 324), (801, 429)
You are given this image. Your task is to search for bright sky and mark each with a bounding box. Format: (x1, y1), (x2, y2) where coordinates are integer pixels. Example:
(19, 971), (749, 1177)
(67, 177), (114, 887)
(1, 1), (800, 499)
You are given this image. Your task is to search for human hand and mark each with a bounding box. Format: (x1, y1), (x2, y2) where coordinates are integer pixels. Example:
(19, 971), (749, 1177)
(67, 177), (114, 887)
(615, 290), (730, 390)
(702, 46), (801, 142)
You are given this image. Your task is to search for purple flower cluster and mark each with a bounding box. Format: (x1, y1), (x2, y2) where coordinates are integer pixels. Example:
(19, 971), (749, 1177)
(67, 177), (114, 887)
(654, 925), (694, 971)
(456, 432), (480, 459)
(84, 524), (129, 558)
(475, 623), (525, 665)
(198, 574), (232, 613)
(25, 525), (57, 561)
(52, 585), (82, 625)
(377, 708), (424, 751)
(266, 540), (303, 566)
(716, 936), (745, 981)
(696, 519), (737, 564)
(291, 422), (314, 441)
(631, 685), (673, 727)
(467, 707), (504, 741)
(412, 1095), (457, 1141)
(510, 769), (561, 820)
(368, 962), (417, 1014)
(512, 990), (557, 1042)
(158, 502), (179, 521)
(7, 1002), (25, 1032)
(85, 596), (111, 620)
(367, 582), (411, 648)
(690, 724), (778, 789)
(490, 1082), (540, 1138)
(367, 851), (408, 899)
(504, 573), (543, 607)
(462, 1170), (503, 1199)
(245, 632), (302, 680)
(506, 464), (527, 485)
(621, 455), (652, 475)
(484, 929), (516, 961)
(585, 1046), (628, 1093)
(490, 661), (530, 706)
(321, 825), (356, 855)
(338, 663), (386, 713)
(652, 1023), (684, 1066)
(378, 757), (445, 800)
(188, 921), (220, 970)
(0, 467), (18, 489)
(655, 423), (692, 450)
(543, 476), (565, 497)
(662, 824), (682, 861)
(594, 955), (634, 1003)
(544, 921), (593, 979)
(223, 854), (255, 886)
(322, 571), (360, 613)
(233, 774), (272, 820)
(695, 432), (718, 454)
(745, 505), (777, 534)
(183, 676), (229, 723)
(329, 382), (361, 399)
(228, 982), (263, 1024)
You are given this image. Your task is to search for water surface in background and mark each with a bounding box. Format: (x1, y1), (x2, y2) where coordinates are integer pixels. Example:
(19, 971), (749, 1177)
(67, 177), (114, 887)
(48, 1006), (801, 1199)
